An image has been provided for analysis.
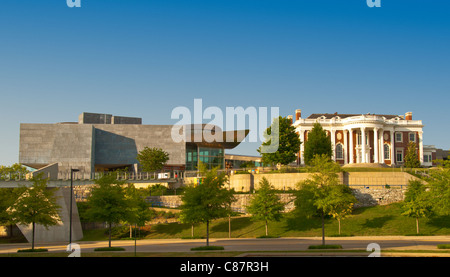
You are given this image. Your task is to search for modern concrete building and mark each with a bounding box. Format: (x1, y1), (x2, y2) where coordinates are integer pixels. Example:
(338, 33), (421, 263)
(19, 112), (249, 176)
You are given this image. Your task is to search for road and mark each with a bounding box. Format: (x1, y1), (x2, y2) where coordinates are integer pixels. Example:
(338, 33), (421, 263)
(1, 236), (449, 256)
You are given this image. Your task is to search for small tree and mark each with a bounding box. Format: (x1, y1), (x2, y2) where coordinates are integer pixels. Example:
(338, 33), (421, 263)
(303, 123), (332, 165)
(258, 116), (301, 166)
(246, 177), (285, 237)
(404, 142), (421, 169)
(137, 147), (170, 172)
(86, 173), (129, 248)
(124, 184), (154, 238)
(322, 184), (356, 235)
(295, 154), (342, 245)
(9, 175), (61, 250)
(179, 162), (235, 247)
(402, 180), (433, 234)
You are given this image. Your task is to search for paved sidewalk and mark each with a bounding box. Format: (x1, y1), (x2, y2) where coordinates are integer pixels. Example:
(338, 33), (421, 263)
(1, 236), (449, 256)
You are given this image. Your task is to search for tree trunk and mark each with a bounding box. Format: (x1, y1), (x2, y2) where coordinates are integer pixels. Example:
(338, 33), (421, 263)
(321, 211), (325, 246)
(416, 218), (420, 234)
(108, 223), (112, 248)
(265, 220), (268, 236)
(206, 220), (210, 247)
(191, 224), (194, 238)
(32, 221), (35, 250)
(229, 215), (231, 238)
(338, 219), (341, 235)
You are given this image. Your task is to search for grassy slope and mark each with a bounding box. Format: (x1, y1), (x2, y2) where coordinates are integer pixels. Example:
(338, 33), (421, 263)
(82, 203), (450, 241)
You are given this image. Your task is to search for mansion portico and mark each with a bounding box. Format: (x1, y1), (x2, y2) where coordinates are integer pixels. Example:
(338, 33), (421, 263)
(289, 109), (424, 167)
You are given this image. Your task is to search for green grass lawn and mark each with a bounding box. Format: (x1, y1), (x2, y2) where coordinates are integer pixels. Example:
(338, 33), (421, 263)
(82, 203), (450, 241)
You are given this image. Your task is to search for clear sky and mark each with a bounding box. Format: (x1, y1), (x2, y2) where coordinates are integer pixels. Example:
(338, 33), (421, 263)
(0, 0), (449, 166)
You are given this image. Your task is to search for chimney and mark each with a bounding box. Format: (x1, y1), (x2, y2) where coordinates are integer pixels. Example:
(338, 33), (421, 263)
(295, 109), (302, 121)
(405, 112), (412, 120)
(287, 115), (293, 124)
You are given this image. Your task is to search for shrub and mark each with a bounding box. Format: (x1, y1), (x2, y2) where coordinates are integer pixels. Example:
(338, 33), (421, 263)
(94, 247), (125, 251)
(190, 246), (224, 251)
(308, 244), (343, 249)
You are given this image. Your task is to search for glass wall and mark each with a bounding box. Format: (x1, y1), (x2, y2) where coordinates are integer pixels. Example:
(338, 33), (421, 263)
(199, 147), (224, 169)
(185, 144), (198, 171)
(185, 144), (225, 170)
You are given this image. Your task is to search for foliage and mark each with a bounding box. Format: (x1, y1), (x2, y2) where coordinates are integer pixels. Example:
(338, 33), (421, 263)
(257, 116), (301, 166)
(137, 147), (170, 172)
(0, 188), (22, 225)
(124, 184), (154, 227)
(86, 173), (129, 247)
(179, 162), (235, 246)
(0, 163), (29, 180)
(401, 180), (433, 234)
(303, 123), (332, 165)
(294, 154), (351, 243)
(321, 184), (357, 235)
(425, 160), (450, 216)
(404, 142), (421, 168)
(9, 174), (61, 249)
(246, 177), (285, 236)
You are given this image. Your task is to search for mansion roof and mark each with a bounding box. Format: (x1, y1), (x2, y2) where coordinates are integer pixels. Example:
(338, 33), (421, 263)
(306, 113), (402, 120)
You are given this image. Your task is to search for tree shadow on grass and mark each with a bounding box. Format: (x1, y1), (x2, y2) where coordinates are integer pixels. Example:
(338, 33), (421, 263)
(151, 222), (190, 235)
(285, 215), (323, 232)
(211, 217), (253, 233)
(426, 215), (450, 229)
(362, 215), (395, 229)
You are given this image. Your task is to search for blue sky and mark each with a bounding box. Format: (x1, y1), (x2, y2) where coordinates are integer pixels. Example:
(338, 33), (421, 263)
(0, 0), (449, 165)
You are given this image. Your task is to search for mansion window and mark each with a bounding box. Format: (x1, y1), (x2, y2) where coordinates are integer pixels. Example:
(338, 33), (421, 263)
(396, 150), (404, 163)
(384, 144), (390, 160)
(395, 132), (403, 143)
(409, 133), (416, 143)
(336, 144), (343, 160)
(423, 154), (432, 163)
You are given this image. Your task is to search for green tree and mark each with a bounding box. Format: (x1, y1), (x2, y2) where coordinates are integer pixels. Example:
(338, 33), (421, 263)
(427, 160), (450, 216)
(0, 163), (29, 180)
(303, 122), (332, 165)
(401, 180), (433, 234)
(124, 184), (154, 238)
(322, 184), (356, 235)
(86, 173), (129, 248)
(257, 116), (301, 166)
(404, 142), (421, 169)
(179, 162), (235, 246)
(137, 147), (170, 172)
(246, 177), (285, 236)
(9, 175), (61, 250)
(294, 154), (343, 245)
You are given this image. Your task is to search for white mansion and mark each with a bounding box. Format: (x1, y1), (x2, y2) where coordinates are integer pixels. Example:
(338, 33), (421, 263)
(289, 109), (432, 167)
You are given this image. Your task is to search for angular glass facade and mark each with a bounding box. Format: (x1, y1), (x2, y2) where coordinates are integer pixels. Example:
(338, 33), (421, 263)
(185, 143), (224, 170)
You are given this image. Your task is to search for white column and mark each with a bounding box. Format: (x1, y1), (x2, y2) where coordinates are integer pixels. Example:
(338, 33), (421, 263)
(331, 129), (336, 161)
(361, 127), (366, 163)
(300, 130), (305, 165)
(380, 129), (385, 164)
(390, 129), (395, 165)
(418, 131), (424, 165)
(374, 128), (379, 163)
(349, 129), (354, 164)
(343, 129), (348, 165)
